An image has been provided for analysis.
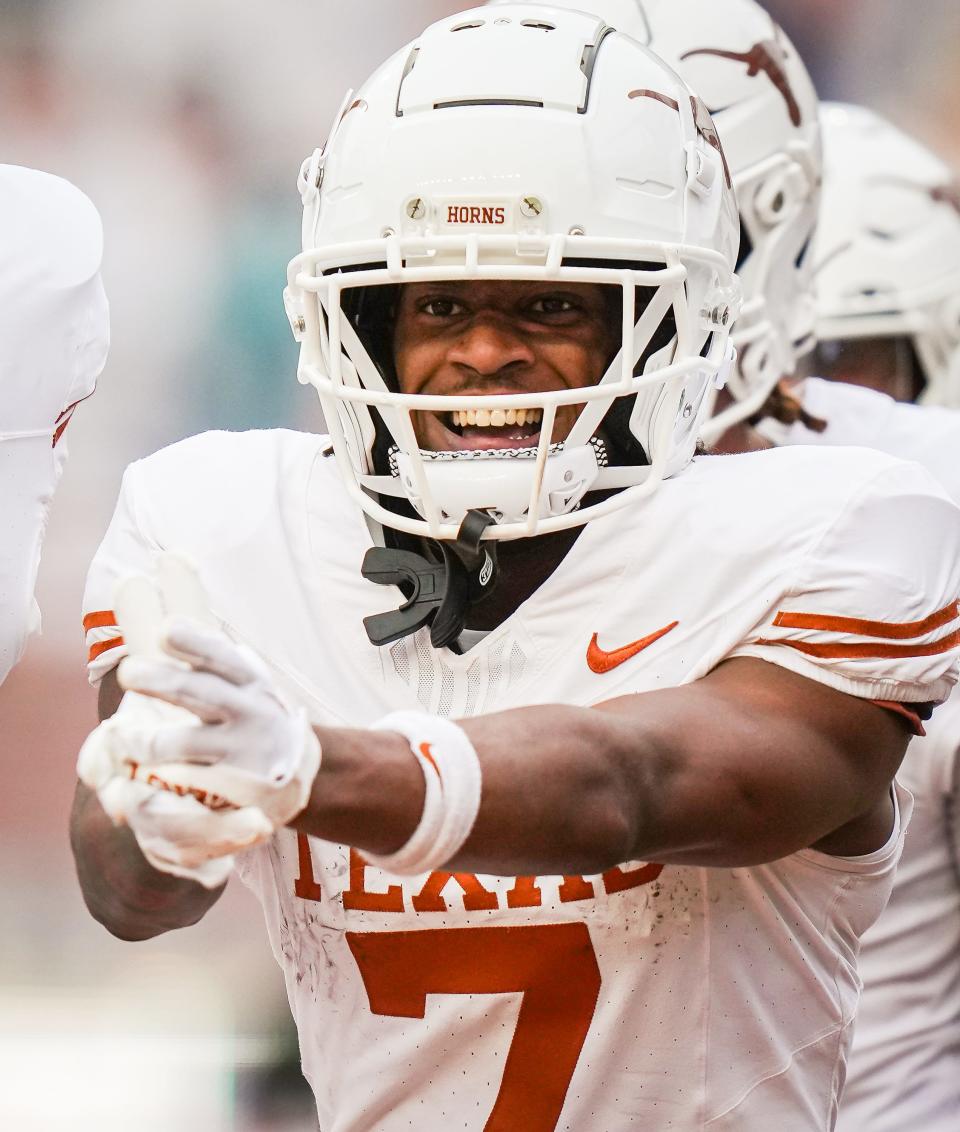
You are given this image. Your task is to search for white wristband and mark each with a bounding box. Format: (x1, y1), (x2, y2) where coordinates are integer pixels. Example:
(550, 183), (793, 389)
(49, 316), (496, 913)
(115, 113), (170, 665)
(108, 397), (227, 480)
(364, 711), (482, 876)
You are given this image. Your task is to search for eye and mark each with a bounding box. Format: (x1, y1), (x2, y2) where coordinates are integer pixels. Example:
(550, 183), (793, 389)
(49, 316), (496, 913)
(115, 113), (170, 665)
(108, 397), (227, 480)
(530, 296), (577, 315)
(419, 297), (463, 317)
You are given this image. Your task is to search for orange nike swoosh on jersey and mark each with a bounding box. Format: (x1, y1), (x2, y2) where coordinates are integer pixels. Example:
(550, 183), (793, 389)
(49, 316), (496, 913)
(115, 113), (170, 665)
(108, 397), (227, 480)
(587, 621), (679, 674)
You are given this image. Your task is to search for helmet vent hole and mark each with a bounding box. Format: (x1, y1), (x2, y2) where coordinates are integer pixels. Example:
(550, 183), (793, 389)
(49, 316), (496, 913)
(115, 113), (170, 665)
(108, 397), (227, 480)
(451, 21), (484, 32)
(521, 20), (556, 31)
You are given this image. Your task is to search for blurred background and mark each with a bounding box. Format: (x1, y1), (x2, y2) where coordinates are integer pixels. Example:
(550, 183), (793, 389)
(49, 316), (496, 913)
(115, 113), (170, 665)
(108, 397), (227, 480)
(1, 1), (958, 1127)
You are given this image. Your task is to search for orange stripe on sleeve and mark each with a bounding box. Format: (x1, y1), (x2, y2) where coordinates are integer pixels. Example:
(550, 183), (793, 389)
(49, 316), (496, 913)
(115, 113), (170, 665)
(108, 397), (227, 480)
(772, 601), (959, 640)
(88, 636), (124, 662)
(83, 610), (117, 633)
(755, 628), (960, 661)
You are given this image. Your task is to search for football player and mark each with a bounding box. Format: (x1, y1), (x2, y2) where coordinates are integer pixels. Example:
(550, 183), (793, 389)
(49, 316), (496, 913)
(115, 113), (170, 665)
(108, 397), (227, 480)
(0, 165), (109, 685)
(70, 8), (960, 1130)
(765, 102), (960, 501)
(789, 104), (960, 1132)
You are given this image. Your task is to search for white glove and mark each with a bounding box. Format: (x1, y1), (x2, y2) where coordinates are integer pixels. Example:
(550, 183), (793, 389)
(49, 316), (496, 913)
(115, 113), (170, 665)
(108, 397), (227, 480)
(118, 618), (322, 828)
(78, 690), (274, 889)
(77, 552), (308, 889)
(98, 777), (270, 889)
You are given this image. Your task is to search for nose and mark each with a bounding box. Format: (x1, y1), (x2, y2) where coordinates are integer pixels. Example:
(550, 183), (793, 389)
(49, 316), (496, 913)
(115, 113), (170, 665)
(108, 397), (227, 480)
(446, 314), (536, 378)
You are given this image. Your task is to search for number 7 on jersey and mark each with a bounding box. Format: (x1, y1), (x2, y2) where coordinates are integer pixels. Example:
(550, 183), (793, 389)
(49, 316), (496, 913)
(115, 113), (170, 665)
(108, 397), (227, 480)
(347, 923), (602, 1131)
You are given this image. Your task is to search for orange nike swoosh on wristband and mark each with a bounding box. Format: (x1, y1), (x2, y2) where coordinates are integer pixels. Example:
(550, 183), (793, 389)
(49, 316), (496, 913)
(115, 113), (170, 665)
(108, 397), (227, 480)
(587, 621), (679, 674)
(419, 742), (442, 785)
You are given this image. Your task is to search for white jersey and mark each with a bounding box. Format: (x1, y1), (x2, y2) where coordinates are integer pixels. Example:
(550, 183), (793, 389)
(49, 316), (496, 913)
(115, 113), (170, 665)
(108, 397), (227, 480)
(765, 378), (960, 1131)
(84, 430), (960, 1132)
(836, 695), (960, 1132)
(0, 164), (109, 683)
(761, 377), (960, 506)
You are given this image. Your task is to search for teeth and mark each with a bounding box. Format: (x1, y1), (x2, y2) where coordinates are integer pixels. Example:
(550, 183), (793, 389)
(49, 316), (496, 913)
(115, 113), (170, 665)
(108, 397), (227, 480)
(450, 408), (543, 428)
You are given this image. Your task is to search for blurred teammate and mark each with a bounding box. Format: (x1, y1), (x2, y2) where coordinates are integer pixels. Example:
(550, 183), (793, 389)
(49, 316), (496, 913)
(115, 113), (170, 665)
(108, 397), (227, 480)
(781, 105), (960, 1132)
(767, 102), (960, 497)
(0, 165), (109, 684)
(70, 8), (960, 1130)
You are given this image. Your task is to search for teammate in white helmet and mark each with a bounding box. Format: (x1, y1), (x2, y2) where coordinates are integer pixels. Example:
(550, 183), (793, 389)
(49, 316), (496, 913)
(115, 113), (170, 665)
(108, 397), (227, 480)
(773, 103), (960, 1132)
(70, 8), (960, 1130)
(0, 165), (109, 685)
(769, 102), (960, 499)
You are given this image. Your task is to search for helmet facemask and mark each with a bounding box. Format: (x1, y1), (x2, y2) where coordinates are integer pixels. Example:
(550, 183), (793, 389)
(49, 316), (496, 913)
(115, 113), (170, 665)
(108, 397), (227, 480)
(289, 241), (734, 542)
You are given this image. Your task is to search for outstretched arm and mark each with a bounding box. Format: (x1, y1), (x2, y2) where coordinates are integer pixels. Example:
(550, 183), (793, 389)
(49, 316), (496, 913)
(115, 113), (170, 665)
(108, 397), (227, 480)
(300, 656), (909, 876)
(115, 621), (912, 879)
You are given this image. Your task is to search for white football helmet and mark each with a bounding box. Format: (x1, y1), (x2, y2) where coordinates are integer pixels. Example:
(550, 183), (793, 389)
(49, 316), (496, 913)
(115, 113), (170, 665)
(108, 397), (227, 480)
(285, 4), (739, 544)
(812, 103), (960, 408)
(1, 165), (109, 684)
(490, 0), (822, 443)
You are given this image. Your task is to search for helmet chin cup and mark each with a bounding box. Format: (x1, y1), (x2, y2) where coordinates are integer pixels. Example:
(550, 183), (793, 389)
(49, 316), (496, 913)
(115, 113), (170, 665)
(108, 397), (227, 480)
(395, 443), (602, 529)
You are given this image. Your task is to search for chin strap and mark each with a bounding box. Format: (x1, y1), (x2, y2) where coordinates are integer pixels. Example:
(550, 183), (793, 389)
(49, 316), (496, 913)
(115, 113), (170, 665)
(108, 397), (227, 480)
(361, 510), (499, 648)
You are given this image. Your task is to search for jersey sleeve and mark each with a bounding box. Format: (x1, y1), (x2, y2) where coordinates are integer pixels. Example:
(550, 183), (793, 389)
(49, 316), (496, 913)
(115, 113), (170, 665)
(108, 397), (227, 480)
(82, 460), (163, 685)
(730, 459), (960, 710)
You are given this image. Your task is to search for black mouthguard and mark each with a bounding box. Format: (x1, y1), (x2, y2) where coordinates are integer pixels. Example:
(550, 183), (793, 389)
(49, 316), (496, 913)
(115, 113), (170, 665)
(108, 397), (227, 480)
(361, 509), (498, 648)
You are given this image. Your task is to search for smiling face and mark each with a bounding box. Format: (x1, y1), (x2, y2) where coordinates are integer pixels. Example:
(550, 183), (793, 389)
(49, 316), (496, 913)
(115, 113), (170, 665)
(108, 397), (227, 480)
(392, 280), (620, 452)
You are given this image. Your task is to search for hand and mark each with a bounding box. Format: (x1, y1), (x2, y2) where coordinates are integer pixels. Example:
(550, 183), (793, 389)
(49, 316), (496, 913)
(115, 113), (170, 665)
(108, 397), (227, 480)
(118, 618), (322, 828)
(78, 691), (274, 889)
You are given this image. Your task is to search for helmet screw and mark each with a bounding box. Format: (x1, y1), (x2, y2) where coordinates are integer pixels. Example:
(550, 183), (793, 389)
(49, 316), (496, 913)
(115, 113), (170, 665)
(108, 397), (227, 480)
(520, 196), (543, 218)
(381, 226), (396, 238)
(406, 198), (426, 220)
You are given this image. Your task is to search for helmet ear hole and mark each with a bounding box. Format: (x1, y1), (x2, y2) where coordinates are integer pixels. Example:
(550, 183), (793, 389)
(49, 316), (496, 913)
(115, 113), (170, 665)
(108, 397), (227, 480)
(754, 174), (795, 227)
